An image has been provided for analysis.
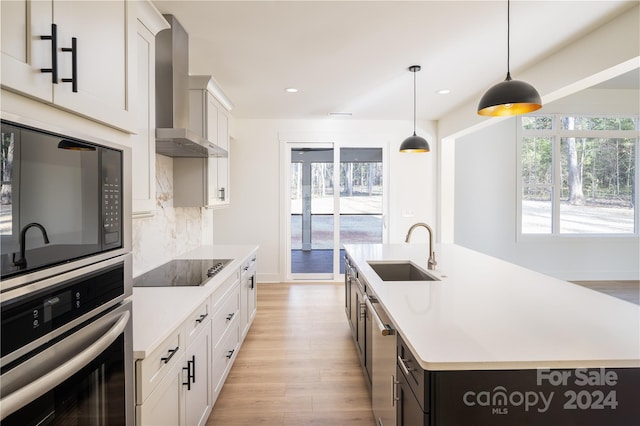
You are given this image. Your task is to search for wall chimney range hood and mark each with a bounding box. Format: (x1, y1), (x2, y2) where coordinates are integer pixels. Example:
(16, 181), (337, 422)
(155, 15), (227, 158)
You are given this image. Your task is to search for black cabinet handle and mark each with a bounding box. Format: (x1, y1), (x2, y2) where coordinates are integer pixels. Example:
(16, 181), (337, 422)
(195, 313), (208, 324)
(40, 23), (58, 83)
(161, 346), (179, 364)
(61, 37), (77, 92)
(190, 355), (195, 384)
(226, 349), (235, 359)
(182, 356), (195, 390)
(182, 365), (191, 390)
(226, 312), (235, 321)
(250, 276), (255, 290)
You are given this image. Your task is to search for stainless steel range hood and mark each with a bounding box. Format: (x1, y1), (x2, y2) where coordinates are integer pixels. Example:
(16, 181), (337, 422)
(155, 15), (227, 158)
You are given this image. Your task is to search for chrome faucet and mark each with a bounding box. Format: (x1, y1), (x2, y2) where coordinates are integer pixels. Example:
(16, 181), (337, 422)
(13, 222), (50, 269)
(405, 222), (437, 270)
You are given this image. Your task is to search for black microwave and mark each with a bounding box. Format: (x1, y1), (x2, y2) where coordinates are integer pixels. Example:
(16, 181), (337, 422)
(0, 120), (124, 280)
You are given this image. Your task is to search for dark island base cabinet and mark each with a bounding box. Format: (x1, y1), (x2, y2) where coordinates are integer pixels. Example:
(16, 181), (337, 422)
(345, 255), (372, 389)
(397, 334), (640, 426)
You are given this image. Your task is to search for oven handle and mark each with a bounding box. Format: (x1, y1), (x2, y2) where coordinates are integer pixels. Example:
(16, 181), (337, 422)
(0, 309), (130, 420)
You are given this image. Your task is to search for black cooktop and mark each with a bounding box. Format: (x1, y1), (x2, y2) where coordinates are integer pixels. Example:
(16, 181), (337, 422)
(133, 259), (231, 287)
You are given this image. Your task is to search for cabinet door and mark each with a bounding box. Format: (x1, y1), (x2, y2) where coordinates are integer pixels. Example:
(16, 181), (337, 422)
(239, 269), (249, 338)
(215, 109), (229, 203)
(132, 19), (156, 216)
(206, 157), (220, 206)
(137, 356), (185, 426)
(1, 0), (53, 101)
(185, 324), (211, 426)
(206, 93), (219, 144)
(355, 288), (365, 360)
(349, 278), (358, 337)
(397, 372), (429, 426)
(52, 0), (135, 131)
(247, 273), (257, 325)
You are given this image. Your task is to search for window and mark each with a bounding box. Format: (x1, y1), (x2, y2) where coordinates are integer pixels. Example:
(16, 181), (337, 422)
(519, 115), (638, 235)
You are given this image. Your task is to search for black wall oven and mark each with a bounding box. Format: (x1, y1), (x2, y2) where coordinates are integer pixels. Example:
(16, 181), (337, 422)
(0, 254), (133, 425)
(0, 118), (130, 289)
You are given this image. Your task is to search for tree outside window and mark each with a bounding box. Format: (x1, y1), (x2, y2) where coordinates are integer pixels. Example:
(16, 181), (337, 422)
(520, 115), (638, 235)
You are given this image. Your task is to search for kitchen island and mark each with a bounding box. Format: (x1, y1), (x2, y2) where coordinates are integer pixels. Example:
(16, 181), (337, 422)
(345, 243), (640, 425)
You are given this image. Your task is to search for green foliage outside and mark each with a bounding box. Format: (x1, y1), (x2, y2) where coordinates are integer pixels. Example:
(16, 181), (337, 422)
(521, 115), (637, 208)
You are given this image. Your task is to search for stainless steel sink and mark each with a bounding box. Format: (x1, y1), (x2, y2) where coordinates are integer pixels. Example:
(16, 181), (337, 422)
(367, 261), (439, 282)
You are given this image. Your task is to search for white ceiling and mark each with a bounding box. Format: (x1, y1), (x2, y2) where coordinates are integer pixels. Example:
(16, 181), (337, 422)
(152, 0), (638, 120)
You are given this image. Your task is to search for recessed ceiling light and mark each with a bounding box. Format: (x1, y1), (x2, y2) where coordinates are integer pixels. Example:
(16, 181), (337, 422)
(285, 88), (298, 93)
(328, 112), (352, 117)
(437, 89), (451, 95)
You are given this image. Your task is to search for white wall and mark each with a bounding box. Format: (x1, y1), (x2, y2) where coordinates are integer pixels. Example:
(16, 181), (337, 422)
(211, 118), (437, 282)
(453, 88), (639, 281)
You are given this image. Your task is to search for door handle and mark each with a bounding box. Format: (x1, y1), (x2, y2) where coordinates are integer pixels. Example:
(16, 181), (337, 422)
(61, 37), (77, 92)
(0, 309), (129, 420)
(39, 23), (58, 83)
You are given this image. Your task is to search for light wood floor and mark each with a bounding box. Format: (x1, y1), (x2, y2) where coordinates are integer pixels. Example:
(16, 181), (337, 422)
(206, 282), (375, 425)
(572, 281), (640, 305)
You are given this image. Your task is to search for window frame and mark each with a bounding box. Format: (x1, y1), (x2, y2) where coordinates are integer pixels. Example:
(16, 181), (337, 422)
(516, 114), (639, 240)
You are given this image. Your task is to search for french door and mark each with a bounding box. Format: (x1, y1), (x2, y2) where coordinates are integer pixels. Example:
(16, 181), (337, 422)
(287, 143), (386, 280)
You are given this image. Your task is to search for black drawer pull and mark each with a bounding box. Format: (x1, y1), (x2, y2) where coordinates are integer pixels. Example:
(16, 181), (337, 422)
(61, 37), (77, 92)
(39, 23), (58, 83)
(226, 312), (235, 321)
(226, 349), (235, 359)
(161, 346), (179, 364)
(195, 313), (208, 324)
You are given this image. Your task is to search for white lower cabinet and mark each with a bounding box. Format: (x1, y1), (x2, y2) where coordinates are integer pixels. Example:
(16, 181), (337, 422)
(240, 254), (258, 338)
(210, 271), (241, 404)
(135, 251), (258, 425)
(137, 354), (185, 426)
(136, 302), (212, 426)
(184, 321), (212, 426)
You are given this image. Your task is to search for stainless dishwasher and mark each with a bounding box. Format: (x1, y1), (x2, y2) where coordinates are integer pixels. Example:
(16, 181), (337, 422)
(366, 295), (397, 426)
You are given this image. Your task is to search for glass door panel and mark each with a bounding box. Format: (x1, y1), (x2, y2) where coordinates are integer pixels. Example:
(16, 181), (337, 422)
(288, 146), (385, 279)
(290, 148), (334, 276)
(339, 148), (383, 272)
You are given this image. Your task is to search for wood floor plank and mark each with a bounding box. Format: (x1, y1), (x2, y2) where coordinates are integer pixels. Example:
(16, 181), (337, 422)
(206, 282), (375, 425)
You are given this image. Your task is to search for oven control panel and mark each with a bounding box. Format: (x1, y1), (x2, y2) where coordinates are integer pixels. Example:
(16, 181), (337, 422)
(0, 262), (124, 359)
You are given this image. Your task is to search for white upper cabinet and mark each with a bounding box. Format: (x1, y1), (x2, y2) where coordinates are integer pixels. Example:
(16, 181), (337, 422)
(132, 2), (169, 217)
(174, 75), (232, 208)
(1, 0), (53, 101)
(1, 0), (136, 132)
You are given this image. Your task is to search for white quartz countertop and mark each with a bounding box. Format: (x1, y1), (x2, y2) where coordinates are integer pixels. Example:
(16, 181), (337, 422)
(345, 243), (640, 371)
(132, 244), (258, 359)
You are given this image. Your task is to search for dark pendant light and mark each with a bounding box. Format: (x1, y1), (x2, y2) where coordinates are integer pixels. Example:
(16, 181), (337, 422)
(477, 0), (542, 116)
(400, 65), (430, 153)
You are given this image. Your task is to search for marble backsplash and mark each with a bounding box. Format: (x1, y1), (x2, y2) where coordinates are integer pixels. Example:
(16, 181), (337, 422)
(132, 154), (213, 277)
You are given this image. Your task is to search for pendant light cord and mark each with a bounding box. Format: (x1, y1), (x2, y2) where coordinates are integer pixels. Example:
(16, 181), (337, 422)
(413, 69), (417, 135)
(506, 0), (512, 80)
